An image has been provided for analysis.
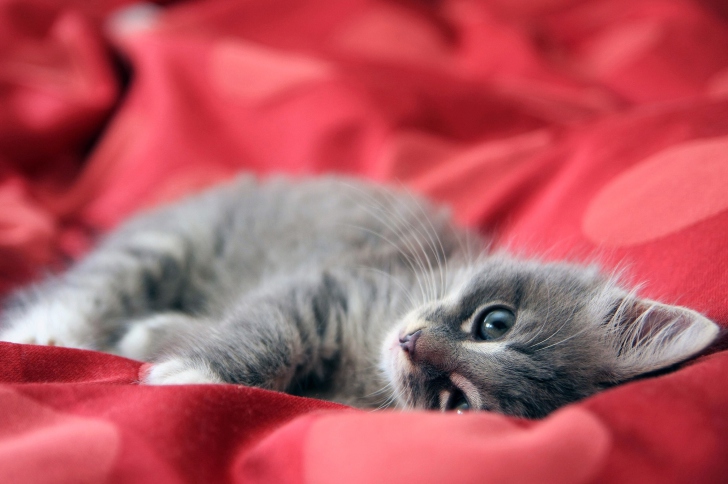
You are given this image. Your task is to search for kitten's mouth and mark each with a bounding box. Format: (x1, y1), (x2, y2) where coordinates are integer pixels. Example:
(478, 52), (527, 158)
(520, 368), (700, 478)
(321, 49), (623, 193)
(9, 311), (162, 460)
(383, 328), (485, 412)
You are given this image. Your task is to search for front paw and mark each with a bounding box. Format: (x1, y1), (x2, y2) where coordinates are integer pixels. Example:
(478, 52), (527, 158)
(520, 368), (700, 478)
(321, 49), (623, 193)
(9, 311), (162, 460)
(143, 358), (224, 385)
(0, 304), (94, 349)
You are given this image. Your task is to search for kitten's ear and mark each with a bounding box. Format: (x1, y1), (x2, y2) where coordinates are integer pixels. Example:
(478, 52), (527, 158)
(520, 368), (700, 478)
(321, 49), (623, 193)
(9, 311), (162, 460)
(608, 298), (720, 378)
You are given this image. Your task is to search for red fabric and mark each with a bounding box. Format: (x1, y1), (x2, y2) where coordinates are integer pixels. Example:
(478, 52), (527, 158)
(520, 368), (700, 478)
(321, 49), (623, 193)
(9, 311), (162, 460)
(1, 0), (727, 482)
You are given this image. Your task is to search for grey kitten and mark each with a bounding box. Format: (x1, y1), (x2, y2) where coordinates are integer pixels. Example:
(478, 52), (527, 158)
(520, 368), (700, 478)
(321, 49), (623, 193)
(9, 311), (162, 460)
(0, 176), (719, 418)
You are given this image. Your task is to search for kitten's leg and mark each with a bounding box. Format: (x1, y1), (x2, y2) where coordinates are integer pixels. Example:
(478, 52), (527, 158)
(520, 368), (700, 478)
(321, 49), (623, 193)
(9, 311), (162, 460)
(0, 228), (196, 350)
(0, 178), (255, 350)
(144, 270), (393, 394)
(145, 274), (343, 388)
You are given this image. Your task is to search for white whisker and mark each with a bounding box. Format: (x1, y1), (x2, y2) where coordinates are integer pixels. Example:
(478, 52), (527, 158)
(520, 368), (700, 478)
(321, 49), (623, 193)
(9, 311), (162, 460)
(339, 184), (434, 301)
(533, 327), (590, 352)
(400, 185), (450, 301)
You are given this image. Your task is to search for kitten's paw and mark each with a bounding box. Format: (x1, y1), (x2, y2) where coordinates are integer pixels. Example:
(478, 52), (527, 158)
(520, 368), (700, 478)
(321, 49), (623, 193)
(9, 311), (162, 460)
(115, 313), (200, 361)
(0, 303), (94, 349)
(144, 358), (223, 385)
(116, 323), (155, 360)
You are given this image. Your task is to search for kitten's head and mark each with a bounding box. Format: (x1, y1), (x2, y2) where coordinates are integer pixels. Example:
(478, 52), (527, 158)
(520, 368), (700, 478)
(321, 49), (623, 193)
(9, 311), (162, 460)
(381, 256), (719, 418)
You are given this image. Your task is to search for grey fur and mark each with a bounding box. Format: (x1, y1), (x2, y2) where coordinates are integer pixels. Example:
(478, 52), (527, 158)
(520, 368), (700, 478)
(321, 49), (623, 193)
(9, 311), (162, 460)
(0, 175), (719, 418)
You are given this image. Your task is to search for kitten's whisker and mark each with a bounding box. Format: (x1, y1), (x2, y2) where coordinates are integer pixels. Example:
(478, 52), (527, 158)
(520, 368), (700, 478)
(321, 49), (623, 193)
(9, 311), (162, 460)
(533, 300), (581, 348)
(396, 186), (448, 300)
(372, 382), (402, 411)
(521, 283), (552, 346)
(376, 185), (440, 301)
(341, 184), (435, 302)
(401, 186), (451, 301)
(343, 223), (427, 304)
(374, 393), (397, 411)
(355, 265), (417, 309)
(365, 385), (393, 397)
(366, 383), (396, 409)
(533, 327), (590, 352)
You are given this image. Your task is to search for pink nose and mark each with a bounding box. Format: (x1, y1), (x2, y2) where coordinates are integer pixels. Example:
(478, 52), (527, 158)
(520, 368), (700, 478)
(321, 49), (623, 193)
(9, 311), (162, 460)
(399, 329), (422, 358)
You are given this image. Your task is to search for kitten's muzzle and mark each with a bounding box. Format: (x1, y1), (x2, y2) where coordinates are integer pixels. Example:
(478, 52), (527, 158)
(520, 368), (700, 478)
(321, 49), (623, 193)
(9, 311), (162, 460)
(399, 329), (422, 359)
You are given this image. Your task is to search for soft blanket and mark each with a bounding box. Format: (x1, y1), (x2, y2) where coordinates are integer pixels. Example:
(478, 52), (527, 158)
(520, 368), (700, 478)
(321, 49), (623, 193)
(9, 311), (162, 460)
(1, 0), (727, 482)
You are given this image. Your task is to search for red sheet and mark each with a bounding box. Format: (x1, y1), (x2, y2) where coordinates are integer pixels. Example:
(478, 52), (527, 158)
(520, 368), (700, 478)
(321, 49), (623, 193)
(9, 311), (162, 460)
(2, 0), (728, 482)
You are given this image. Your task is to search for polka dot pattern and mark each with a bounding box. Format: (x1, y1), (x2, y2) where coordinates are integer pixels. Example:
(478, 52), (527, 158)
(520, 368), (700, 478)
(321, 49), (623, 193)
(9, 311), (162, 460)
(583, 136), (728, 246)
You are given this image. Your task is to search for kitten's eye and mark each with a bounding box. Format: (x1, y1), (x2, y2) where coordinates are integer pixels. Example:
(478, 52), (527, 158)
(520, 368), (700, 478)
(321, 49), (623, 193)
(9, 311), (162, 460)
(476, 308), (515, 341)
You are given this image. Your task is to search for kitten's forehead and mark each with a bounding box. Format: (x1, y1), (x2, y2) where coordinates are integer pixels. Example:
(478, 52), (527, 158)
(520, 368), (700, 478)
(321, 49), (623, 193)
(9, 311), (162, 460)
(453, 257), (606, 310)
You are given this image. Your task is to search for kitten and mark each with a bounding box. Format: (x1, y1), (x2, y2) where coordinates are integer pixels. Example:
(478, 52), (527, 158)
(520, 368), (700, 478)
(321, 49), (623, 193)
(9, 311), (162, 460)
(0, 176), (719, 417)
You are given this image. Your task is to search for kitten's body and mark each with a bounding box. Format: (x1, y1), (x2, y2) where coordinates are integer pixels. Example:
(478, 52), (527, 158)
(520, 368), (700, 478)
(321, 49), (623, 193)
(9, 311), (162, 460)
(0, 176), (719, 417)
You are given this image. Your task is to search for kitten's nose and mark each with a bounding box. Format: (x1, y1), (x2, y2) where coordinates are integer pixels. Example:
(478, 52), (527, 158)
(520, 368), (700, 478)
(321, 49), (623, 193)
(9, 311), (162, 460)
(399, 329), (422, 358)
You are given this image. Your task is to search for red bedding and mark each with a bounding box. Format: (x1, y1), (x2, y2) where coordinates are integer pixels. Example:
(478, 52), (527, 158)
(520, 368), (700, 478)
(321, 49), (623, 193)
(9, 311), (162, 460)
(2, 0), (728, 482)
